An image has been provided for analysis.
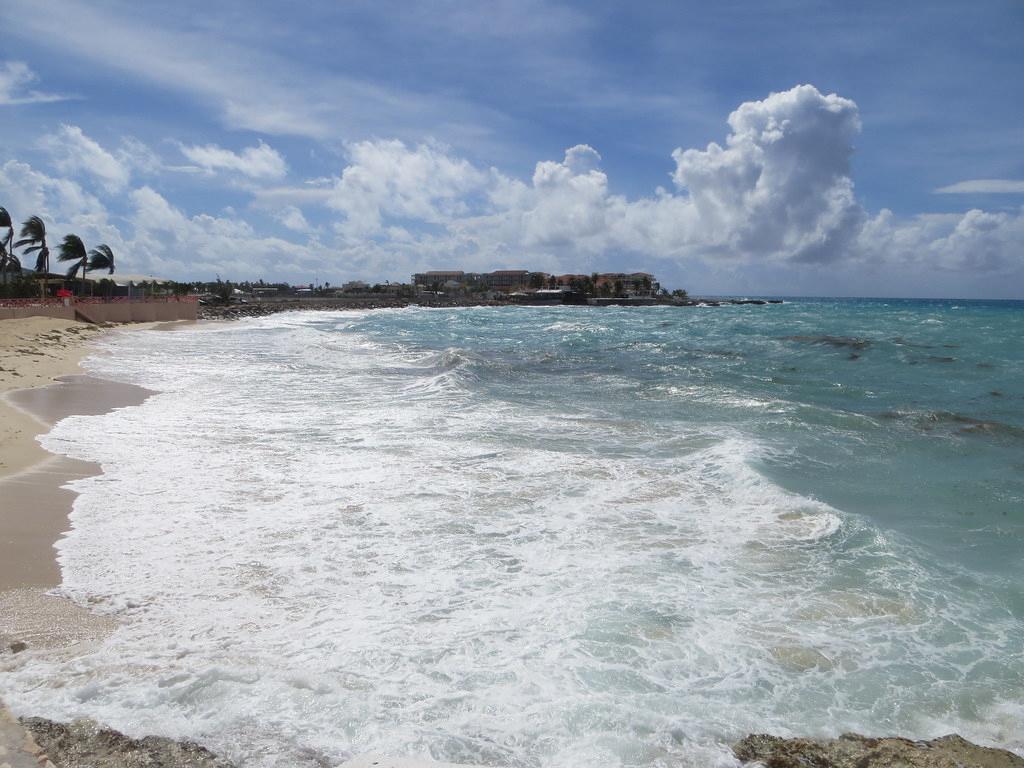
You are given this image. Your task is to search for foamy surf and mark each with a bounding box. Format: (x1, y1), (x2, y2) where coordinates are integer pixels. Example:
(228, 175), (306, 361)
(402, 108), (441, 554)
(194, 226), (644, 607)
(2, 304), (1021, 767)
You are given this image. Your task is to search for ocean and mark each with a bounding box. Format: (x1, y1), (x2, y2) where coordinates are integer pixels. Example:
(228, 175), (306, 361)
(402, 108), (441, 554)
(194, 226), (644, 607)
(4, 299), (1023, 766)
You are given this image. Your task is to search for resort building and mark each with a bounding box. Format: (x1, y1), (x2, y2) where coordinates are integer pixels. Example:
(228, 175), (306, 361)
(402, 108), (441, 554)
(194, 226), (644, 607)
(481, 270), (532, 292)
(412, 270), (466, 288)
(410, 268), (663, 299)
(594, 272), (659, 296)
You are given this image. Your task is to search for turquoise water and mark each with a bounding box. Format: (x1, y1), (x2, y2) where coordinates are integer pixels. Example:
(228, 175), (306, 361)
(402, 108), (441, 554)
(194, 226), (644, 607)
(4, 298), (1022, 766)
(346, 298), (1024, 573)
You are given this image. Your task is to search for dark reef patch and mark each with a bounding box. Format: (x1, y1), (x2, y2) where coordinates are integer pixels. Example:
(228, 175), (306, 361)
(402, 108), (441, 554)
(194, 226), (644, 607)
(783, 335), (872, 351)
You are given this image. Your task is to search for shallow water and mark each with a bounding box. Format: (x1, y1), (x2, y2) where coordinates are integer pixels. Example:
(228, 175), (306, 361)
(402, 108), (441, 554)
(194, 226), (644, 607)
(4, 299), (1022, 766)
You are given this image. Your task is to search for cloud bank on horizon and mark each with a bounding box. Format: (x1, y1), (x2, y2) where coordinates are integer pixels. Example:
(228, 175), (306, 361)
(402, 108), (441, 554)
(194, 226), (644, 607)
(2, 82), (1021, 297)
(0, 0), (1021, 298)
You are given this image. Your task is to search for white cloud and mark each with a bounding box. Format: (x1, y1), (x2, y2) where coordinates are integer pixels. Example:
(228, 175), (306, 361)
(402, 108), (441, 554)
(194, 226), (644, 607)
(0, 159), (111, 228)
(36, 125), (169, 194)
(39, 124), (131, 193)
(935, 179), (1024, 194)
(859, 206), (1024, 275)
(671, 84), (864, 262)
(0, 159), (124, 274)
(300, 85), (1022, 284)
(128, 187), (328, 277)
(117, 136), (164, 176)
(0, 0), (505, 148)
(327, 139), (488, 237)
(180, 141), (288, 180)
(0, 61), (68, 105)
(3, 84), (1022, 295)
(0, 159), (328, 280)
(275, 205), (311, 232)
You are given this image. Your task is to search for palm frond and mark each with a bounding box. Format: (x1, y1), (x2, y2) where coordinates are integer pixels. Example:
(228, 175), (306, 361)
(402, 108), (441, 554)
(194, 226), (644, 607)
(18, 215), (46, 244)
(65, 262), (81, 279)
(0, 207), (11, 229)
(58, 234), (87, 263)
(87, 244), (115, 274)
(34, 246), (48, 273)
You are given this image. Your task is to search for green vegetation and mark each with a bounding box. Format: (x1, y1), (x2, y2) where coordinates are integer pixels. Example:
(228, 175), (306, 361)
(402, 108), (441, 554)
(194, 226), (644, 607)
(0, 204), (119, 298)
(0, 207), (17, 277)
(0, 204), (689, 304)
(58, 234), (89, 284)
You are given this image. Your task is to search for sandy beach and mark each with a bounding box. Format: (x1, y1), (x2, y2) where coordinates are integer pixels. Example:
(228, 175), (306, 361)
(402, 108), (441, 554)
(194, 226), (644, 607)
(0, 318), (107, 478)
(0, 318), (156, 651)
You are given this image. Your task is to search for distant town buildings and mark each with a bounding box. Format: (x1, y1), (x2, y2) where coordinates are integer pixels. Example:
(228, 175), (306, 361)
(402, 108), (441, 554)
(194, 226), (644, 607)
(411, 269), (661, 298)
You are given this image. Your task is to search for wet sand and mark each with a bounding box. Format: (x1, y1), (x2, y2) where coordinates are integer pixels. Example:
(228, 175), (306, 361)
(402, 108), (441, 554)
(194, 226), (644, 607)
(1, 376), (153, 590)
(0, 318), (107, 478)
(0, 319), (155, 655)
(0, 319), (164, 767)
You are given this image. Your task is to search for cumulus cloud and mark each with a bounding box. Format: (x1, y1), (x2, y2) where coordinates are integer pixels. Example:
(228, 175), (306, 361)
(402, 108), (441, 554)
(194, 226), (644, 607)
(859, 206), (1024, 275)
(0, 158), (328, 280)
(179, 140), (288, 179)
(275, 205), (311, 232)
(327, 139), (488, 237)
(311, 86), (873, 272)
(935, 179), (1024, 194)
(3, 84), (1021, 294)
(36, 125), (170, 194)
(127, 187), (327, 276)
(672, 84), (865, 262)
(38, 124), (131, 193)
(0, 61), (69, 105)
(310, 85), (1019, 283)
(0, 158), (125, 277)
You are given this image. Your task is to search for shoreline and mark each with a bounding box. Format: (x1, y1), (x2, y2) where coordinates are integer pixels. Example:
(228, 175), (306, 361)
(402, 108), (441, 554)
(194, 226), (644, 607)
(0, 319), (160, 594)
(0, 320), (166, 651)
(1, 376), (154, 591)
(1, 315), (1020, 768)
(0, 317), (172, 767)
(0, 319), (121, 766)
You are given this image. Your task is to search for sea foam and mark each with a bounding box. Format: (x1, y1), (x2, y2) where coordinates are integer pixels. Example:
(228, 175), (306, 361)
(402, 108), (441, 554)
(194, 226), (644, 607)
(3, 305), (1021, 767)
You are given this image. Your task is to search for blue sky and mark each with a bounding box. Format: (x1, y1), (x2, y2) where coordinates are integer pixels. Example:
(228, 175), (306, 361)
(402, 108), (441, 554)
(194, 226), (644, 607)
(1, 0), (1022, 297)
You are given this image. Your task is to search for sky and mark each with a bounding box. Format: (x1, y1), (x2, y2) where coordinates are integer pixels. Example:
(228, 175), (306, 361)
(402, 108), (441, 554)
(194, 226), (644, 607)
(1, 0), (1022, 297)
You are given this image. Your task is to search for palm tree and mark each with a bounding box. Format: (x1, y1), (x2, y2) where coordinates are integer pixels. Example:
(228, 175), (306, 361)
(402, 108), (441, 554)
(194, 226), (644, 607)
(58, 234), (89, 293)
(87, 244), (115, 297)
(15, 216), (49, 296)
(87, 244), (115, 274)
(0, 207), (18, 279)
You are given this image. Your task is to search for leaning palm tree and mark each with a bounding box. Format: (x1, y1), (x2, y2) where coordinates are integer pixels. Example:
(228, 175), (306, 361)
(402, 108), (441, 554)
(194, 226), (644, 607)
(0, 207), (21, 280)
(14, 215), (50, 296)
(87, 244), (115, 274)
(86, 244), (115, 297)
(58, 234), (89, 293)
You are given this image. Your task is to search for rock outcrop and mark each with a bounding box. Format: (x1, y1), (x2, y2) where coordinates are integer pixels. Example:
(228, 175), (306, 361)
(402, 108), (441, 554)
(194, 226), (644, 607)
(20, 717), (235, 768)
(734, 732), (1024, 768)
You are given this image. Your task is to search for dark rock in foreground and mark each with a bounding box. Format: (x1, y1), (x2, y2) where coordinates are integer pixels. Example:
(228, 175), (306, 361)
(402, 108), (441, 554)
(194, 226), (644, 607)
(734, 733), (1024, 768)
(20, 717), (235, 768)
(25, 717), (1021, 767)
